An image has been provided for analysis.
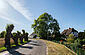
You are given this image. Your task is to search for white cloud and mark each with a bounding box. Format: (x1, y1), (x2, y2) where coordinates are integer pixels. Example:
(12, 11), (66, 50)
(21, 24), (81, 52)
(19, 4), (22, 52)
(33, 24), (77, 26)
(0, 0), (21, 25)
(0, 15), (20, 25)
(6, 0), (32, 21)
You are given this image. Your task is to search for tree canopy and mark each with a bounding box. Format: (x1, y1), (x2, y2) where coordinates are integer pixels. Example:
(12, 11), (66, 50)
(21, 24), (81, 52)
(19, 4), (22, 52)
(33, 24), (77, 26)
(32, 13), (60, 39)
(0, 31), (6, 38)
(78, 32), (85, 39)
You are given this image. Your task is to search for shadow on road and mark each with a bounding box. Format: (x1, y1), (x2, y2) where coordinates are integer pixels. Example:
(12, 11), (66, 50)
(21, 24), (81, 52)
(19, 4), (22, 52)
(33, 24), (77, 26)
(29, 43), (41, 46)
(7, 45), (33, 55)
(28, 40), (41, 46)
(8, 50), (24, 55)
(19, 45), (33, 49)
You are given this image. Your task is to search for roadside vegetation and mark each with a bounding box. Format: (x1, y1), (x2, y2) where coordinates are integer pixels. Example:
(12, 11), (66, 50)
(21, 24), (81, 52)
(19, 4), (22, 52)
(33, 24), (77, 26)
(0, 24), (29, 52)
(0, 38), (30, 52)
(0, 12), (85, 55)
(38, 39), (76, 55)
(32, 13), (85, 55)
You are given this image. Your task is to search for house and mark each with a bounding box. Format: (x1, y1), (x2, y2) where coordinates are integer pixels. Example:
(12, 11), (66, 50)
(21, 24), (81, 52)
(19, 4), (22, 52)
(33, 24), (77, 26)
(61, 28), (78, 37)
(29, 33), (37, 38)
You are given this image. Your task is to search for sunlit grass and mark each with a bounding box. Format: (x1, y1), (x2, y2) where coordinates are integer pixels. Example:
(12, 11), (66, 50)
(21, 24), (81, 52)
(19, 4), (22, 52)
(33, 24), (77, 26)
(0, 38), (30, 52)
(0, 47), (7, 51)
(37, 39), (77, 55)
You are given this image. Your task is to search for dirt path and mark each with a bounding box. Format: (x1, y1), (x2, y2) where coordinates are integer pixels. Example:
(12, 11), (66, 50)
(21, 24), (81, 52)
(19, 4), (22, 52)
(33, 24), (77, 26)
(0, 40), (46, 55)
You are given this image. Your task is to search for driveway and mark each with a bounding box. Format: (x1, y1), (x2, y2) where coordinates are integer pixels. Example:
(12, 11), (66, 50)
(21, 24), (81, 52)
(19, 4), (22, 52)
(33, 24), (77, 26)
(0, 40), (46, 55)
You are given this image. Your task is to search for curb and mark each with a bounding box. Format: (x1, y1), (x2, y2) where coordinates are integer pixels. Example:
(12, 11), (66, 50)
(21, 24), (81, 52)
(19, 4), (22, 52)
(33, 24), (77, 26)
(46, 46), (48, 55)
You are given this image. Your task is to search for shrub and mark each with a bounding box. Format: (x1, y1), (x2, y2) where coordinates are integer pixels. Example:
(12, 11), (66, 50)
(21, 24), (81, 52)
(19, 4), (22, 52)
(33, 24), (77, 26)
(67, 38), (74, 43)
(74, 38), (81, 47)
(67, 34), (75, 43)
(82, 39), (85, 45)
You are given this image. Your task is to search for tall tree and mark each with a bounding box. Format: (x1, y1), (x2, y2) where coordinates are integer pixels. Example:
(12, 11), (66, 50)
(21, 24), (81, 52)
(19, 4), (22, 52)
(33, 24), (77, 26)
(49, 19), (60, 40)
(17, 31), (23, 43)
(5, 24), (14, 49)
(22, 29), (25, 41)
(32, 13), (60, 39)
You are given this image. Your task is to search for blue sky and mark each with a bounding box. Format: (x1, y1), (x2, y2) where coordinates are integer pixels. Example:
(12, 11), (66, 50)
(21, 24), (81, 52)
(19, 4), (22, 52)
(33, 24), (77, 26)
(0, 0), (85, 34)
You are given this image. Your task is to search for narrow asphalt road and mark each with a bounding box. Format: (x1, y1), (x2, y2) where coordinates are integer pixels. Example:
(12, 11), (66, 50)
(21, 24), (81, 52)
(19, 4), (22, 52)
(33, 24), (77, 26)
(0, 40), (46, 55)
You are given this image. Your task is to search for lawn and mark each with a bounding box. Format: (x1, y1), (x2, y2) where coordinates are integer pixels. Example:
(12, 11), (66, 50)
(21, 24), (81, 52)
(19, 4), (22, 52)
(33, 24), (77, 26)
(41, 39), (77, 55)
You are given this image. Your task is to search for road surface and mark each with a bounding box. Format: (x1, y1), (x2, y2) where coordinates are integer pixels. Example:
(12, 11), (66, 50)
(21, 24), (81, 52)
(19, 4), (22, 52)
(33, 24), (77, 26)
(0, 40), (46, 55)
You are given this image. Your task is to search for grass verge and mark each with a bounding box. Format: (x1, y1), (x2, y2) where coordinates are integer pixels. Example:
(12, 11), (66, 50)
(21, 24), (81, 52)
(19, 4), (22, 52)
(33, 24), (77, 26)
(38, 39), (77, 55)
(0, 40), (30, 52)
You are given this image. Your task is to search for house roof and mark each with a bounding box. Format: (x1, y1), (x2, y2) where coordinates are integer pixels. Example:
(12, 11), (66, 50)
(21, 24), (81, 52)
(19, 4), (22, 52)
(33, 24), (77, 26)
(30, 32), (37, 36)
(61, 28), (78, 36)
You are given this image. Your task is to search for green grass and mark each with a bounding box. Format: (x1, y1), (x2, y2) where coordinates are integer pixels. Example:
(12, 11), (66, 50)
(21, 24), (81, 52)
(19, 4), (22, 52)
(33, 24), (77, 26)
(55, 41), (85, 55)
(37, 39), (77, 55)
(0, 40), (30, 52)
(0, 47), (7, 52)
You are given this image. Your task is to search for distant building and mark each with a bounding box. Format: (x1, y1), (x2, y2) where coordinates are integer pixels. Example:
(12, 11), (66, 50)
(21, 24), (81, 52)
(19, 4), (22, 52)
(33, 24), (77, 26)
(61, 28), (78, 37)
(29, 33), (37, 38)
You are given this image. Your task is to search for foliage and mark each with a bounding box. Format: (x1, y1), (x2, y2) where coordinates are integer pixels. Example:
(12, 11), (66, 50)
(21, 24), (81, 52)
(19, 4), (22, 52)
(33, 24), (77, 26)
(67, 43), (85, 55)
(0, 38), (30, 52)
(61, 34), (66, 40)
(5, 24), (14, 32)
(82, 39), (85, 45)
(78, 30), (85, 45)
(24, 32), (29, 41)
(0, 47), (7, 51)
(74, 38), (82, 47)
(43, 39), (76, 55)
(67, 38), (74, 43)
(17, 31), (23, 43)
(78, 32), (85, 39)
(5, 24), (14, 48)
(22, 29), (25, 34)
(67, 34), (75, 43)
(32, 13), (60, 40)
(0, 31), (6, 38)
(82, 39), (85, 42)
(12, 32), (16, 37)
(0, 24), (29, 49)
(56, 41), (85, 55)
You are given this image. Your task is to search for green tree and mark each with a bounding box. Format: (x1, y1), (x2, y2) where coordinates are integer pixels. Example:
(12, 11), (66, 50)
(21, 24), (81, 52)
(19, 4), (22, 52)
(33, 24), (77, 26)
(22, 29), (25, 41)
(17, 31), (23, 43)
(32, 13), (60, 40)
(78, 32), (85, 39)
(5, 24), (14, 49)
(0, 31), (6, 38)
(82, 39), (85, 45)
(78, 30), (85, 46)
(74, 38), (82, 47)
(25, 32), (29, 41)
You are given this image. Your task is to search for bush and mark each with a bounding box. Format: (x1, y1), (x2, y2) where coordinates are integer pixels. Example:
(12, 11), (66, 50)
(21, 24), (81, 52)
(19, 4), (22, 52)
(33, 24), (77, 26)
(67, 38), (74, 43)
(67, 34), (75, 43)
(82, 39), (85, 45)
(74, 38), (81, 46)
